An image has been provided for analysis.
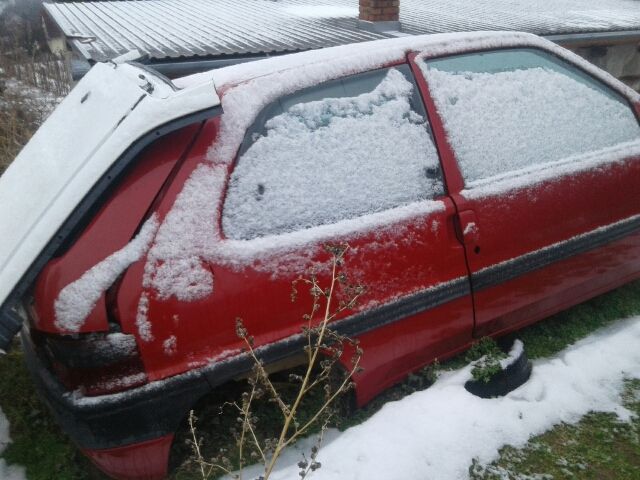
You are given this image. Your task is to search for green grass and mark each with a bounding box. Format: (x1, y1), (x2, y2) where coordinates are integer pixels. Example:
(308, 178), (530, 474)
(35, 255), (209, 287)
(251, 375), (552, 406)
(469, 379), (640, 480)
(2, 280), (640, 479)
(342, 281), (640, 431)
(0, 339), (100, 480)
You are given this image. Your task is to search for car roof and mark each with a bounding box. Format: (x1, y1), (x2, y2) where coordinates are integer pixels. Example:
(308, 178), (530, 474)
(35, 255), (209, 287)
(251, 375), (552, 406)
(186, 30), (638, 169)
(173, 30), (635, 97)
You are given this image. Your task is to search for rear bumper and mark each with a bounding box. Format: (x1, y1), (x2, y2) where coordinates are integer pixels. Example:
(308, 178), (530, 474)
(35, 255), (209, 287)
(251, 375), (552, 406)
(21, 328), (211, 451)
(82, 435), (174, 480)
(20, 323), (311, 477)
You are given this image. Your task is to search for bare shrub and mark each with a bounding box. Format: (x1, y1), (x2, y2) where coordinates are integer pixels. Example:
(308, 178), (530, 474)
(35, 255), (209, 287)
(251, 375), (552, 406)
(186, 244), (364, 480)
(0, 43), (70, 174)
(0, 53), (71, 98)
(0, 0), (72, 174)
(0, 90), (38, 175)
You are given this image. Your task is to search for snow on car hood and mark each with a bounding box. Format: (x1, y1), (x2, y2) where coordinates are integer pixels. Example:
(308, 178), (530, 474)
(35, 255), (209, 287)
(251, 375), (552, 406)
(0, 61), (219, 349)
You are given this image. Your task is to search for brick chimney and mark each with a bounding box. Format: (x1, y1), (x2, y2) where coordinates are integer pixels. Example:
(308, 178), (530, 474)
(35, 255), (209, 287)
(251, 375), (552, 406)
(359, 0), (400, 32)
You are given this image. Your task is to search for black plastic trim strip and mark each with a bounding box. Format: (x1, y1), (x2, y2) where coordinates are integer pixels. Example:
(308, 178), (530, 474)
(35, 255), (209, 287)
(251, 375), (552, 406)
(22, 276), (470, 449)
(472, 215), (640, 291)
(0, 106), (222, 353)
(333, 277), (470, 337)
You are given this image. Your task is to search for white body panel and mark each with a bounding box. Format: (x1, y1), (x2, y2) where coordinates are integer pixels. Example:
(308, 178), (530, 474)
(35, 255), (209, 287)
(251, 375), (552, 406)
(0, 62), (219, 310)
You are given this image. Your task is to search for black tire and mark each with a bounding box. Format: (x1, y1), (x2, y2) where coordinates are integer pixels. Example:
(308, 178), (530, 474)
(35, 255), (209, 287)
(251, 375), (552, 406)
(464, 339), (532, 398)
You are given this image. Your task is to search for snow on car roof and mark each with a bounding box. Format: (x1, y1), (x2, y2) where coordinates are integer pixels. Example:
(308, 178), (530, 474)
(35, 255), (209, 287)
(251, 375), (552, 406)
(192, 31), (638, 168)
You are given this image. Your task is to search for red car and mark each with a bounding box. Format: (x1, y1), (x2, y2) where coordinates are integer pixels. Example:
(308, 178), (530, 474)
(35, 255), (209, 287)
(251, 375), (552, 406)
(1, 31), (639, 479)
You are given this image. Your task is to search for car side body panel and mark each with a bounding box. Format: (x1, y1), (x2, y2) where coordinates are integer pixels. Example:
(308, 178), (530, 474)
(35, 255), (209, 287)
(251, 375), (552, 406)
(116, 120), (475, 390)
(455, 171), (640, 337)
(412, 48), (640, 338)
(32, 125), (202, 334)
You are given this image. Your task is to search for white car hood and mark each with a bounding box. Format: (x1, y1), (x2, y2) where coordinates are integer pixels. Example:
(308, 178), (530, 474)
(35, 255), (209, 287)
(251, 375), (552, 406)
(0, 62), (219, 348)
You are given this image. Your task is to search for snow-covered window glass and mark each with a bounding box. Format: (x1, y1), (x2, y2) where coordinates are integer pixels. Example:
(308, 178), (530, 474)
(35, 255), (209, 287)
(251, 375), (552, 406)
(419, 48), (640, 184)
(223, 65), (444, 240)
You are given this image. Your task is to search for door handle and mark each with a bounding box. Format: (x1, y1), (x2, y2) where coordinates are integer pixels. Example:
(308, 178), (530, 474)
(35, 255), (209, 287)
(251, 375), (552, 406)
(457, 210), (480, 247)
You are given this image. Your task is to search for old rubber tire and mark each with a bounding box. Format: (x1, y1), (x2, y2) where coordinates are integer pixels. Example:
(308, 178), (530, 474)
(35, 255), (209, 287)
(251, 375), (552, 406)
(464, 339), (532, 398)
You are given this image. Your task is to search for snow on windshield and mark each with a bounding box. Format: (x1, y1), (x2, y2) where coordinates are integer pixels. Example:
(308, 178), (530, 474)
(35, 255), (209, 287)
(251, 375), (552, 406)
(223, 68), (442, 240)
(422, 65), (640, 184)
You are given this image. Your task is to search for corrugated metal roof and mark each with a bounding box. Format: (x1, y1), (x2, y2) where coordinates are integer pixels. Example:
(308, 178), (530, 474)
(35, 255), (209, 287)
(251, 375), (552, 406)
(44, 0), (640, 63)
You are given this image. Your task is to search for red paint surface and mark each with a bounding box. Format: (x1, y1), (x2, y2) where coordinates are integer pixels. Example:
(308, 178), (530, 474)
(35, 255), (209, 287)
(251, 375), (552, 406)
(29, 51), (640, 480)
(409, 51), (640, 338)
(33, 125), (201, 334)
(83, 435), (173, 480)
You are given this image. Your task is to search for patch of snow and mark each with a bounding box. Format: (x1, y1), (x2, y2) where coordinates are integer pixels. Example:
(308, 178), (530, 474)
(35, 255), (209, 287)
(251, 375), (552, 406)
(143, 163), (225, 301)
(88, 372), (147, 393)
(207, 348), (242, 364)
(1, 79), (63, 121)
(0, 460), (26, 480)
(54, 214), (159, 332)
(163, 335), (177, 356)
(135, 292), (154, 342)
(421, 65), (640, 184)
(231, 316), (640, 480)
(463, 222), (478, 236)
(92, 332), (137, 358)
(0, 407), (26, 480)
(223, 68), (441, 240)
(460, 139), (640, 200)
(500, 339), (524, 369)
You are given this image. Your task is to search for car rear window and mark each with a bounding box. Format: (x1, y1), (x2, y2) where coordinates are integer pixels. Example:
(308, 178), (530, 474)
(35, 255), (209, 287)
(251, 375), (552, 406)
(222, 65), (444, 240)
(418, 48), (640, 185)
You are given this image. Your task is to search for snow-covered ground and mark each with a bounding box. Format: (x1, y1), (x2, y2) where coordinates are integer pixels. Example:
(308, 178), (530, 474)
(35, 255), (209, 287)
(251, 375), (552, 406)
(0, 407), (26, 480)
(235, 316), (640, 480)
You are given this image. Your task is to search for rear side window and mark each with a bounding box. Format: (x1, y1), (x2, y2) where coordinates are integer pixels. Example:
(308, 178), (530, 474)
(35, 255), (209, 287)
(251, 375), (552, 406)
(418, 48), (640, 184)
(223, 65), (444, 240)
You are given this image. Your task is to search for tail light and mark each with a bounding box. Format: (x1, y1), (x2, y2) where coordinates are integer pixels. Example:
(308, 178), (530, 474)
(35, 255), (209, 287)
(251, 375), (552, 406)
(31, 330), (148, 396)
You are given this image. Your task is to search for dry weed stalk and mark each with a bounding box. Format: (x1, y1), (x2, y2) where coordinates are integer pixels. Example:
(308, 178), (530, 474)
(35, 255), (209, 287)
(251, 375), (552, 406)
(189, 244), (364, 480)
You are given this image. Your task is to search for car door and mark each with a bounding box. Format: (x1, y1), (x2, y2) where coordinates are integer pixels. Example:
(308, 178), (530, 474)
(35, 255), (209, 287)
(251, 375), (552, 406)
(412, 47), (640, 337)
(118, 64), (475, 404)
(218, 64), (475, 404)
